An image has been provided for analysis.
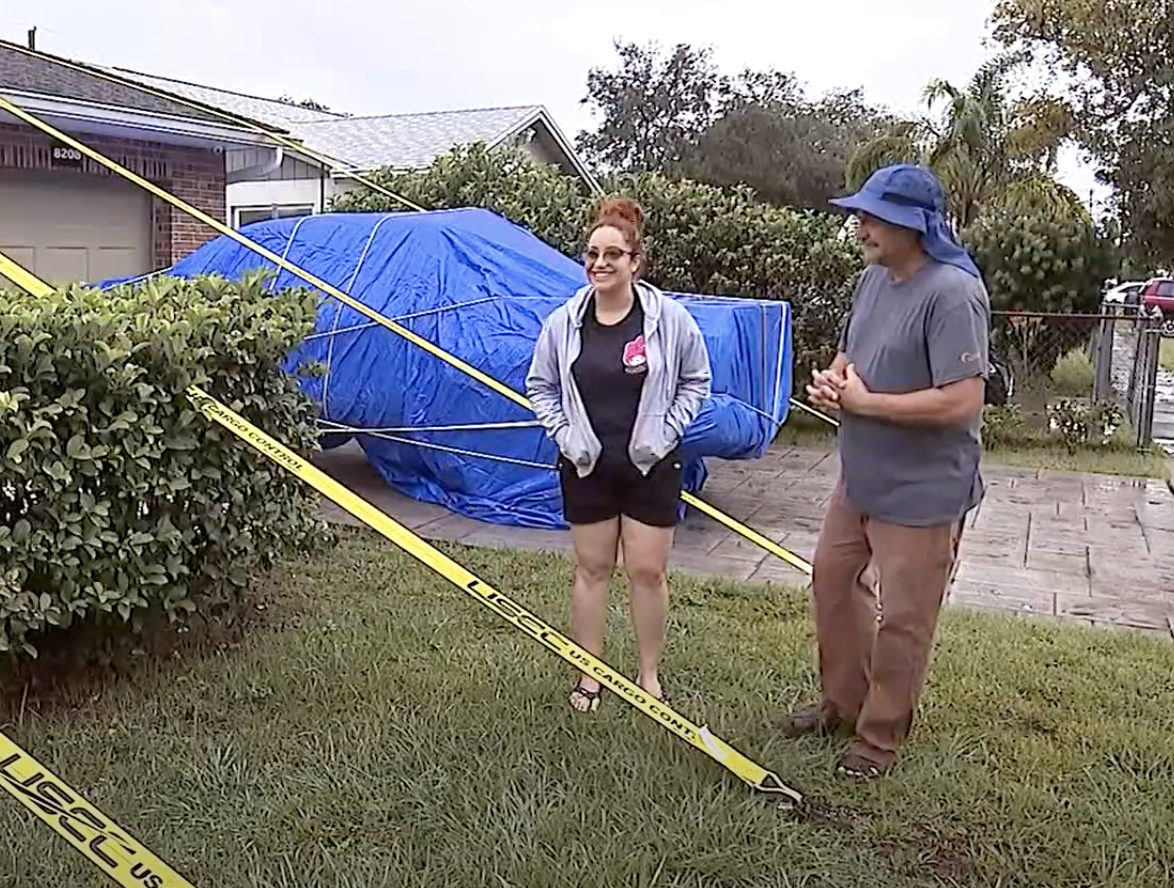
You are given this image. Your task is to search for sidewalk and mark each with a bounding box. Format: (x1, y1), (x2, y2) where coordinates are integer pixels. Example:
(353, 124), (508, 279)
(314, 440), (1174, 641)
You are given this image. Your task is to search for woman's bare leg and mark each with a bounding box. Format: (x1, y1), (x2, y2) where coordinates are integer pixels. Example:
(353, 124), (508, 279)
(568, 518), (620, 710)
(620, 517), (675, 700)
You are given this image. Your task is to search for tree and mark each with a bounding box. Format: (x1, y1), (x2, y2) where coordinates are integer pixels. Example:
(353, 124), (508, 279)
(575, 40), (736, 173)
(920, 52), (1027, 227)
(686, 88), (897, 209)
(1006, 94), (1077, 174)
(575, 39), (894, 209)
(844, 122), (927, 192)
(846, 53), (1082, 230)
(990, 0), (1174, 266)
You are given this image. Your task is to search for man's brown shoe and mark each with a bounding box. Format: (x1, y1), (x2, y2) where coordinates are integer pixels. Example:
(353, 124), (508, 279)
(778, 703), (851, 738)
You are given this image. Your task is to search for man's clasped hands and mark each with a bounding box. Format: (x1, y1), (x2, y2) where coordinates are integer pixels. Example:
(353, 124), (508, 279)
(806, 361), (872, 414)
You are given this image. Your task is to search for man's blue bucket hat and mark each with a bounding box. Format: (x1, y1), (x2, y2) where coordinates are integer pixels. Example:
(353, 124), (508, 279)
(829, 163), (980, 278)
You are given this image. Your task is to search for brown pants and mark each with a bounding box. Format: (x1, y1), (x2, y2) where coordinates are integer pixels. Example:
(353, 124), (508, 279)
(811, 479), (964, 768)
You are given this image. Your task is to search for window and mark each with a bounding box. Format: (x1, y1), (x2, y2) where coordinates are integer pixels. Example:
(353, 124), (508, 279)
(236, 208), (273, 228)
(234, 204), (314, 229)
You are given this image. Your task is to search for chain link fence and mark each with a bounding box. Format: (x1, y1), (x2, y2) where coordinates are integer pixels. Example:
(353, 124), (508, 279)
(989, 307), (1168, 449)
(1093, 306), (1169, 449)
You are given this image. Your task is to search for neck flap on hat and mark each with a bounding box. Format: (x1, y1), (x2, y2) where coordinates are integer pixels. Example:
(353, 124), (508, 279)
(920, 209), (981, 279)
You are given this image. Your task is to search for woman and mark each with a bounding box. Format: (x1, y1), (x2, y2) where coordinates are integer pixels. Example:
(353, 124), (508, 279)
(526, 196), (712, 712)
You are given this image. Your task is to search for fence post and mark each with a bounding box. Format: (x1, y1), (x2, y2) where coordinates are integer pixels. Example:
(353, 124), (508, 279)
(1093, 304), (1115, 402)
(1139, 327), (1161, 447)
(1126, 312), (1147, 428)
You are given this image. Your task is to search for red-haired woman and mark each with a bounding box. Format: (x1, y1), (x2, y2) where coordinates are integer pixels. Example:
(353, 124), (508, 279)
(526, 196), (712, 712)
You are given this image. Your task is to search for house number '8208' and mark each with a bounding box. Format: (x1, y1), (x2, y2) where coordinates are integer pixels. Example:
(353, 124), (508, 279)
(52, 146), (82, 161)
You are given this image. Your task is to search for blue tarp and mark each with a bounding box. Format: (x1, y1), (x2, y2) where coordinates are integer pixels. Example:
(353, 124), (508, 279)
(112, 208), (792, 529)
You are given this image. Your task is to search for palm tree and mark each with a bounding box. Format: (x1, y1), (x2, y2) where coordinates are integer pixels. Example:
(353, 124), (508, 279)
(844, 125), (924, 193)
(844, 52), (1082, 230)
(996, 172), (1092, 225)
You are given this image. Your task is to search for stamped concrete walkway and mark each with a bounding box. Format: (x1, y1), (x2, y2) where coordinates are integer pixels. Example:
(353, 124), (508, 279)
(314, 441), (1174, 641)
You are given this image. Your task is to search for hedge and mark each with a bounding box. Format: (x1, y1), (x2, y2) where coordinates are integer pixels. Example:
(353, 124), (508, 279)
(0, 272), (327, 657)
(331, 142), (864, 375)
(964, 207), (1120, 377)
(335, 142), (1119, 378)
(963, 208), (1119, 315)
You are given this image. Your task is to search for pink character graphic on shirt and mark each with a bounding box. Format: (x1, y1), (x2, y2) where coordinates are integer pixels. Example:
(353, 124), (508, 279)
(622, 334), (647, 374)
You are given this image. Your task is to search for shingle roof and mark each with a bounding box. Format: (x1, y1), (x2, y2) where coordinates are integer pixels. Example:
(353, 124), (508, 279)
(293, 105), (545, 171)
(0, 42), (235, 125)
(102, 65), (346, 128)
(106, 67), (548, 172)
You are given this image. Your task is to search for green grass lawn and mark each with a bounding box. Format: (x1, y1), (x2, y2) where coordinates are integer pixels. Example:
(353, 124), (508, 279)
(779, 410), (1171, 479)
(3, 530), (1173, 887)
(1162, 337), (1174, 372)
(984, 441), (1169, 477)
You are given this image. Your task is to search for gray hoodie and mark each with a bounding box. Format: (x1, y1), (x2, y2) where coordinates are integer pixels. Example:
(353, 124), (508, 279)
(525, 280), (712, 478)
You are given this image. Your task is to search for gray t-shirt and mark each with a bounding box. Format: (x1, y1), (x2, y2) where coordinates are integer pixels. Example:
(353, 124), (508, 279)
(836, 260), (991, 527)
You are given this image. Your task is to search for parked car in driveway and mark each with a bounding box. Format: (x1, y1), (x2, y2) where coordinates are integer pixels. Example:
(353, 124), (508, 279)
(1103, 280), (1146, 308)
(1141, 278), (1174, 334)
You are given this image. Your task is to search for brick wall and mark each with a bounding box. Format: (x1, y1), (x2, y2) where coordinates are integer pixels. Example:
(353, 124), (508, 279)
(0, 122), (226, 268)
(163, 151), (226, 264)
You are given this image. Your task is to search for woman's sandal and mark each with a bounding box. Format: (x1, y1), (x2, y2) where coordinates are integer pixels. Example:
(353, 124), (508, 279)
(569, 679), (602, 713)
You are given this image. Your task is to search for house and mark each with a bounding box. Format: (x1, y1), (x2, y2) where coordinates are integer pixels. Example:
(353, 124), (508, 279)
(0, 37), (598, 288)
(0, 37), (277, 286)
(103, 67), (602, 228)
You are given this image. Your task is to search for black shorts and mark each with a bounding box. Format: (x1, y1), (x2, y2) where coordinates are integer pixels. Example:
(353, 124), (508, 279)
(558, 447), (684, 528)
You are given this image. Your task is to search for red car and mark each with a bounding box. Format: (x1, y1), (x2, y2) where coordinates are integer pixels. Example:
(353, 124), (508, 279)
(1142, 277), (1174, 312)
(1141, 277), (1174, 334)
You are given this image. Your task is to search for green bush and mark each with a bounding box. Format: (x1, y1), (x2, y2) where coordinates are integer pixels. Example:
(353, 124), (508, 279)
(332, 141), (594, 259)
(600, 171), (862, 374)
(1050, 347), (1096, 396)
(963, 208), (1119, 315)
(981, 403), (1031, 447)
(331, 141), (863, 377)
(0, 272), (327, 658)
(1047, 398), (1126, 453)
(965, 208), (1118, 385)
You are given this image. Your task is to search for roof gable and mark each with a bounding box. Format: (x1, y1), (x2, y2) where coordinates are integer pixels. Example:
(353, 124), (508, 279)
(293, 105), (545, 171)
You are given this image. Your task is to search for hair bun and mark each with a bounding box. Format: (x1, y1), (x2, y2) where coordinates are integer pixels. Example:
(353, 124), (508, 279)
(596, 196), (645, 233)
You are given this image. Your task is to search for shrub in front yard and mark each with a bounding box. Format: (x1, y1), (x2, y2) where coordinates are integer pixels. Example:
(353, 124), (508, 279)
(983, 400), (1134, 455)
(963, 208), (1118, 316)
(1047, 398), (1126, 452)
(0, 271), (327, 658)
(981, 404), (1030, 447)
(1050, 346), (1096, 396)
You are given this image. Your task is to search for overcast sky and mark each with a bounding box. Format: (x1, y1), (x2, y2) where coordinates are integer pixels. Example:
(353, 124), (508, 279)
(4, 0), (1106, 207)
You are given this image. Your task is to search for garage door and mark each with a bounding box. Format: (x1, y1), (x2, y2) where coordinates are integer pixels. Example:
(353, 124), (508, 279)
(0, 170), (152, 288)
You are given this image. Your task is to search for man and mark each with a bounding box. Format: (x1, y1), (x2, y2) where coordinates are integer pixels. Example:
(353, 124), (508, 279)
(781, 163), (991, 779)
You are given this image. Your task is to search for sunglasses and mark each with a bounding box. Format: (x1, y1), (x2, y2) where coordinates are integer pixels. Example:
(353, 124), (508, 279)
(582, 247), (636, 265)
